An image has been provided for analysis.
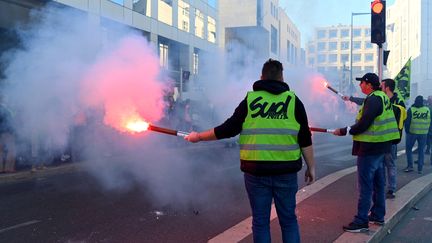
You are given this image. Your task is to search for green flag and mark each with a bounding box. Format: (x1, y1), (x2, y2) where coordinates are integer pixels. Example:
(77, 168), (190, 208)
(394, 58), (411, 101)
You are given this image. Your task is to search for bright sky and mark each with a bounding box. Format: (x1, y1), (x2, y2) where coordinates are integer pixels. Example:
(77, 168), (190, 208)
(281, 0), (396, 44)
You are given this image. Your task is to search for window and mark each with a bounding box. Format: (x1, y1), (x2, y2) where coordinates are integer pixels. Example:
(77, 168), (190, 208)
(207, 16), (216, 43)
(193, 52), (199, 74)
(317, 30), (326, 39)
(317, 67), (326, 73)
(353, 41), (362, 50)
(133, 0), (151, 17)
(329, 54), (337, 63)
(308, 57), (315, 65)
(341, 54), (349, 63)
(353, 54), (361, 62)
(208, 0), (217, 8)
(365, 28), (371, 36)
(110, 0), (124, 5)
(353, 28), (362, 37)
(341, 29), (349, 37)
(271, 25), (278, 54)
(178, 0), (190, 32)
(329, 42), (338, 51)
(365, 42), (373, 49)
(318, 54), (326, 63)
(159, 43), (169, 68)
(308, 45), (315, 53)
(287, 40), (291, 63)
(317, 42), (326, 51)
(364, 66), (374, 73)
(158, 0), (173, 26)
(365, 53), (374, 61)
(340, 41), (349, 50)
(329, 30), (338, 38)
(195, 9), (205, 38)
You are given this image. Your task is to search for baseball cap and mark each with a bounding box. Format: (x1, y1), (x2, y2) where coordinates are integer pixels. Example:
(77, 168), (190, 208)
(355, 73), (380, 87)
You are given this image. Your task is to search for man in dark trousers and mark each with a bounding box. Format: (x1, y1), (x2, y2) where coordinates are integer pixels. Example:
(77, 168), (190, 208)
(334, 73), (399, 232)
(404, 95), (431, 174)
(184, 59), (315, 243)
(381, 78), (406, 199)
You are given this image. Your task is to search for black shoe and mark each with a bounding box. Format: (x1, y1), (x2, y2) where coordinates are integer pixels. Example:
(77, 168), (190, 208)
(426, 150), (430, 155)
(414, 160), (418, 164)
(368, 216), (385, 226)
(343, 222), (369, 232)
(386, 190), (396, 199)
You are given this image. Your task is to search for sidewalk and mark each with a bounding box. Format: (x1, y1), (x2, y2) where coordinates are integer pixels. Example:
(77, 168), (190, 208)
(273, 150), (432, 243)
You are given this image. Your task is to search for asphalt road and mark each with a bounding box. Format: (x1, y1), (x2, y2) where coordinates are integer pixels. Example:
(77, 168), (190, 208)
(0, 134), (354, 242)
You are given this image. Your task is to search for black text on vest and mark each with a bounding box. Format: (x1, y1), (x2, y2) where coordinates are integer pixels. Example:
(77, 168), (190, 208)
(250, 96), (291, 119)
(413, 110), (429, 120)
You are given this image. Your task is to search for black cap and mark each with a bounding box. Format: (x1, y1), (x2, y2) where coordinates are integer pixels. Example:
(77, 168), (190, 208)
(355, 73), (380, 87)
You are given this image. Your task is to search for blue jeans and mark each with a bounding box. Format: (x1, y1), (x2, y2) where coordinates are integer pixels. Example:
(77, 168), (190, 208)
(405, 133), (427, 171)
(244, 172), (299, 243)
(384, 145), (397, 192)
(353, 154), (386, 224)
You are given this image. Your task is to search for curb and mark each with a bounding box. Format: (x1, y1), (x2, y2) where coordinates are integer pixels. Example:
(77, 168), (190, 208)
(333, 172), (432, 243)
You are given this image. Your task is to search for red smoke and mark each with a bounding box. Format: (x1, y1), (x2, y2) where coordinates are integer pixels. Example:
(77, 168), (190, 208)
(80, 36), (166, 133)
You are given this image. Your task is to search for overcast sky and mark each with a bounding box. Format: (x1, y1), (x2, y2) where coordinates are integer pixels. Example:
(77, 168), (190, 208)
(281, 0), (396, 44)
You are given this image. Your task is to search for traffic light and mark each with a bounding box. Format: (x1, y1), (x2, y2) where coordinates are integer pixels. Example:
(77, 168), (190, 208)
(371, 0), (386, 44)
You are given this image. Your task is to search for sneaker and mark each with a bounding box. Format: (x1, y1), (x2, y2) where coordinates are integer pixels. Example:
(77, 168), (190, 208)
(368, 216), (385, 226)
(342, 222), (369, 233)
(386, 190), (396, 199)
(426, 150), (431, 155)
(418, 170), (423, 174)
(404, 167), (414, 172)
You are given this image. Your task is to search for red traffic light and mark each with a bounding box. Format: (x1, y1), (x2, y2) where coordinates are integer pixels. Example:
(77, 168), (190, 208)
(371, 0), (384, 14)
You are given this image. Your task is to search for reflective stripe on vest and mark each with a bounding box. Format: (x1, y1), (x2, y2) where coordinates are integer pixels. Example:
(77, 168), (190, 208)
(239, 90), (301, 161)
(409, 106), (431, 134)
(353, 90), (400, 142)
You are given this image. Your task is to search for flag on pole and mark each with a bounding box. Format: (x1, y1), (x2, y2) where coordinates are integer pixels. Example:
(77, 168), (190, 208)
(394, 58), (411, 101)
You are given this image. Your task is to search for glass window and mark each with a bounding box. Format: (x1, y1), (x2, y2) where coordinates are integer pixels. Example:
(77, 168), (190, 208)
(133, 0), (151, 17)
(329, 54), (337, 63)
(287, 40), (291, 63)
(271, 25), (278, 54)
(353, 54), (361, 62)
(365, 41), (373, 49)
(308, 45), (315, 53)
(353, 28), (362, 37)
(317, 67), (326, 73)
(159, 43), (169, 68)
(341, 54), (349, 63)
(353, 41), (362, 49)
(341, 29), (349, 37)
(317, 30), (326, 39)
(365, 28), (371, 36)
(329, 42), (338, 51)
(207, 16), (216, 43)
(193, 52), (199, 74)
(329, 30), (338, 38)
(178, 0), (190, 32)
(158, 0), (173, 26)
(340, 41), (349, 50)
(317, 42), (326, 51)
(195, 9), (205, 38)
(364, 66), (374, 73)
(318, 54), (326, 63)
(308, 57), (315, 65)
(365, 53), (374, 61)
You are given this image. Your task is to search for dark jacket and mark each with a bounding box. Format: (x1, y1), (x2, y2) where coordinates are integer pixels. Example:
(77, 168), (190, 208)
(348, 92), (392, 156)
(214, 80), (312, 176)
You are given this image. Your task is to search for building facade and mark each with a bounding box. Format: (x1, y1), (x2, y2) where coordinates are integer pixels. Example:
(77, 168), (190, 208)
(218, 0), (302, 67)
(0, 0), (219, 96)
(386, 0), (432, 99)
(306, 25), (378, 94)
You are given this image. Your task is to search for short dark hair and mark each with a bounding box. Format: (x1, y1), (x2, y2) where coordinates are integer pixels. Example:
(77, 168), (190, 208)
(262, 59), (283, 80)
(381, 78), (396, 92)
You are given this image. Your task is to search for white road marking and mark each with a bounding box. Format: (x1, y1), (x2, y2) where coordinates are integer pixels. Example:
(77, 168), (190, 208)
(0, 220), (41, 234)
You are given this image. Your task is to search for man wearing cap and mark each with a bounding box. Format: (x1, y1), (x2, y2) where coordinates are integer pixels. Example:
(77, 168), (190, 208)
(333, 73), (400, 232)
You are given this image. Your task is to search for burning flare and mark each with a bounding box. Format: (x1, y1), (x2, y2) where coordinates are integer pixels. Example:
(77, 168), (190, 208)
(125, 117), (149, 133)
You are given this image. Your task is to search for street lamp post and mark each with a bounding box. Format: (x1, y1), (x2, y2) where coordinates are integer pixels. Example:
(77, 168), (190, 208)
(350, 12), (370, 94)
